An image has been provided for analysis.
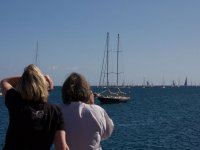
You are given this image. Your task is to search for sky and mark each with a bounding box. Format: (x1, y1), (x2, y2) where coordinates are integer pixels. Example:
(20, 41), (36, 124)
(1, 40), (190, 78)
(1, 0), (200, 86)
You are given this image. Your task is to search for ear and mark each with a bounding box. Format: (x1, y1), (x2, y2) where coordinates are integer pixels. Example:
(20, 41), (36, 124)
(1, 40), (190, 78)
(88, 91), (94, 104)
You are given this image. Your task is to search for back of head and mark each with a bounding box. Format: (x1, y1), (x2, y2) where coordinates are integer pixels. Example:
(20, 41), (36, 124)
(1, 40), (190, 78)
(62, 72), (91, 104)
(16, 64), (48, 102)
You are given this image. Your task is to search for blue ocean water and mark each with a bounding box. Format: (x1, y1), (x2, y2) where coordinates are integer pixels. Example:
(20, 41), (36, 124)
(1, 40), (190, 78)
(1, 86), (200, 150)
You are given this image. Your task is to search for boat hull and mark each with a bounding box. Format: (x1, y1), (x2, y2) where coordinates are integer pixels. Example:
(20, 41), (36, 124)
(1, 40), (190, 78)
(97, 96), (129, 104)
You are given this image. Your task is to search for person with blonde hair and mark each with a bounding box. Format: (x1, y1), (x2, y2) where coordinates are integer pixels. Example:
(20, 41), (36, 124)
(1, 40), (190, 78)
(0, 64), (69, 150)
(60, 72), (114, 150)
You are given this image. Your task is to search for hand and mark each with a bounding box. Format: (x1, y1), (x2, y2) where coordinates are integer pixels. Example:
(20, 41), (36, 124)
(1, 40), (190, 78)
(44, 75), (54, 91)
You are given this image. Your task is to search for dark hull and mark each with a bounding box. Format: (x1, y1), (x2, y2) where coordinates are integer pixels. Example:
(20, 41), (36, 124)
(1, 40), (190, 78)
(97, 96), (129, 104)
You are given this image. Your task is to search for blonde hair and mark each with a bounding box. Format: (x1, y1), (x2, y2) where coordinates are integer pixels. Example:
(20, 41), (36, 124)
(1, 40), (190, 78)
(16, 64), (49, 102)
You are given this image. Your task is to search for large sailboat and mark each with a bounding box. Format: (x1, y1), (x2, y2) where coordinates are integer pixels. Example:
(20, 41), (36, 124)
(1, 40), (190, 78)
(94, 32), (130, 103)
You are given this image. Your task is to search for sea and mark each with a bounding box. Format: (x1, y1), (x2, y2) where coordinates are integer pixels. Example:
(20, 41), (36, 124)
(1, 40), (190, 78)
(1, 86), (200, 150)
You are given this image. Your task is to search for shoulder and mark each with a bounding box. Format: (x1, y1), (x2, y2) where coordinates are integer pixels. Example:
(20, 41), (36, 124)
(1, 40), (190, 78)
(89, 104), (105, 112)
(46, 102), (60, 110)
(5, 88), (21, 107)
(45, 103), (63, 115)
(5, 88), (19, 98)
(60, 102), (106, 116)
(81, 103), (108, 119)
(44, 103), (65, 130)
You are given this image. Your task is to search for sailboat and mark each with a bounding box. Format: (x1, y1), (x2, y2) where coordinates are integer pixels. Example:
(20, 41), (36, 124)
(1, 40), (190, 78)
(94, 32), (130, 103)
(162, 76), (165, 88)
(184, 77), (188, 86)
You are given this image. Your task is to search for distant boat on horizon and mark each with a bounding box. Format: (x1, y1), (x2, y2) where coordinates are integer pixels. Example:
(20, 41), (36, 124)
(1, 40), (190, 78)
(184, 77), (188, 86)
(171, 80), (180, 87)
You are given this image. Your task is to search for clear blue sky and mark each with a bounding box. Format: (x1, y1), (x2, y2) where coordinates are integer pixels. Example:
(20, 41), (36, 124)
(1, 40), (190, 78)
(1, 0), (200, 86)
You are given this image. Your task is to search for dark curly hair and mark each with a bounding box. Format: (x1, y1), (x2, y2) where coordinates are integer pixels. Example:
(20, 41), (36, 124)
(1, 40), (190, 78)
(62, 72), (91, 104)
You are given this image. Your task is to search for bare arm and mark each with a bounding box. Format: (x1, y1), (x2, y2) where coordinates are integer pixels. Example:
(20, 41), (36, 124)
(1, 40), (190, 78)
(54, 130), (69, 150)
(44, 75), (54, 91)
(0, 76), (21, 97)
(101, 111), (114, 140)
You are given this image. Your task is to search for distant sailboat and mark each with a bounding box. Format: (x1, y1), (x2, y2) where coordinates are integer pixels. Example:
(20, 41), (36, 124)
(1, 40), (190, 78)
(142, 78), (146, 88)
(171, 80), (180, 87)
(146, 81), (150, 87)
(172, 80), (176, 87)
(184, 77), (188, 86)
(94, 32), (130, 103)
(162, 77), (165, 88)
(142, 78), (152, 88)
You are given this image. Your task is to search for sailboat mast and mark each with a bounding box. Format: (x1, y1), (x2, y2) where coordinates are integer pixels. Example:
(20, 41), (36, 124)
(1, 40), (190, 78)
(35, 40), (39, 65)
(106, 32), (109, 87)
(117, 34), (119, 86)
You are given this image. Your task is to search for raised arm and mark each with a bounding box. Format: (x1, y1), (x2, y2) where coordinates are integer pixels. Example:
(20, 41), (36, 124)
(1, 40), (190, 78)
(101, 111), (114, 140)
(44, 75), (54, 91)
(0, 76), (21, 97)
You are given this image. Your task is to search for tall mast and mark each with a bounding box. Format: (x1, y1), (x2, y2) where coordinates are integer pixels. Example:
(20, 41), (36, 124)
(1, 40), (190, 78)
(35, 40), (39, 65)
(106, 32), (109, 87)
(117, 34), (119, 86)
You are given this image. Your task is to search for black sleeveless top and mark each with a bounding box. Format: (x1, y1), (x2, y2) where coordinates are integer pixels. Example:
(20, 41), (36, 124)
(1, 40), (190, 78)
(3, 89), (64, 150)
